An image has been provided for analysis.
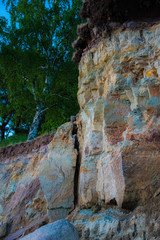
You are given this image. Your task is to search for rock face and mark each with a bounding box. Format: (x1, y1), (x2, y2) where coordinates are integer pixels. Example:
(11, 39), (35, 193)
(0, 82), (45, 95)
(77, 23), (160, 210)
(21, 219), (79, 240)
(1, 3), (160, 240)
(72, 209), (146, 240)
(0, 122), (77, 238)
(72, 207), (160, 240)
(39, 123), (77, 221)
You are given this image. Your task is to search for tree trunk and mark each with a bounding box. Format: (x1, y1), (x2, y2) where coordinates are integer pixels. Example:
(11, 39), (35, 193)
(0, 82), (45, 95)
(0, 126), (5, 141)
(27, 106), (43, 141)
(14, 118), (21, 134)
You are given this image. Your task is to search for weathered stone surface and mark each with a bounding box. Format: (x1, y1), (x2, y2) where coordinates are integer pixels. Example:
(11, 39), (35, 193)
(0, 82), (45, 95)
(0, 222), (7, 239)
(71, 208), (159, 240)
(39, 122), (77, 221)
(77, 23), (160, 209)
(1, 5), (160, 240)
(5, 216), (49, 240)
(20, 219), (79, 240)
(0, 122), (77, 238)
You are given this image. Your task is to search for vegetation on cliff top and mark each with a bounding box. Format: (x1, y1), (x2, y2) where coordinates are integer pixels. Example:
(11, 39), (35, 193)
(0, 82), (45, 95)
(0, 0), (82, 145)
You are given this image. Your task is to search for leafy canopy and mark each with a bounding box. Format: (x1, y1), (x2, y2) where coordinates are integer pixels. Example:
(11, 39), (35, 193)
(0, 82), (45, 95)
(0, 0), (82, 142)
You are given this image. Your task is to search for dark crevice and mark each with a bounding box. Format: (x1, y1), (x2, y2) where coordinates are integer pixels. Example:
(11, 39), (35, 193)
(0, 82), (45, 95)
(122, 200), (139, 211)
(6, 220), (13, 237)
(48, 207), (72, 210)
(140, 29), (145, 42)
(71, 116), (81, 208)
(108, 198), (118, 206)
(117, 221), (121, 233)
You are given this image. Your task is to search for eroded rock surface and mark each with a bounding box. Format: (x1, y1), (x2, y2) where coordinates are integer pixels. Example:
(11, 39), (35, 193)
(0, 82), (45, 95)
(77, 23), (160, 210)
(1, 3), (160, 240)
(39, 122), (77, 221)
(21, 219), (79, 240)
(72, 207), (160, 240)
(0, 122), (77, 238)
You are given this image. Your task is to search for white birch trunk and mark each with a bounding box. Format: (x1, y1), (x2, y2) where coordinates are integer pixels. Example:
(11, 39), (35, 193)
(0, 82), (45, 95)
(27, 106), (43, 141)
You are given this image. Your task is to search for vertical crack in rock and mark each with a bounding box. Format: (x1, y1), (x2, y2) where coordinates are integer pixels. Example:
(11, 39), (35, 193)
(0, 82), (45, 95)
(71, 116), (81, 207)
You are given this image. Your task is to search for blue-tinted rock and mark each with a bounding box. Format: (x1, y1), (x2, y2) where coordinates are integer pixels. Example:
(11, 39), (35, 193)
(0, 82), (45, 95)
(21, 219), (79, 240)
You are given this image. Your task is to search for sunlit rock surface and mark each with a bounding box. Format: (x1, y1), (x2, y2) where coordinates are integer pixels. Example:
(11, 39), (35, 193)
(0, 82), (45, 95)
(0, 122), (77, 238)
(39, 122), (77, 221)
(77, 22), (160, 209)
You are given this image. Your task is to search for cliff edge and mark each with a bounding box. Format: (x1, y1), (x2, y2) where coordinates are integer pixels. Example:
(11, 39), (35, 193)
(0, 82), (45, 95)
(73, 0), (160, 63)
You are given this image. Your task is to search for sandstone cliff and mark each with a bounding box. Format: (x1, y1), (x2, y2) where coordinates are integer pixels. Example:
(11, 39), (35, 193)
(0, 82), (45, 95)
(72, 21), (160, 239)
(0, 123), (78, 239)
(77, 22), (160, 210)
(1, 1), (160, 239)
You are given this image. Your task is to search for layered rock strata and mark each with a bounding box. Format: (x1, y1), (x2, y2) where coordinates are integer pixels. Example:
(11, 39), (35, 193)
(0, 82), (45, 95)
(72, 206), (160, 240)
(0, 122), (77, 238)
(77, 22), (160, 210)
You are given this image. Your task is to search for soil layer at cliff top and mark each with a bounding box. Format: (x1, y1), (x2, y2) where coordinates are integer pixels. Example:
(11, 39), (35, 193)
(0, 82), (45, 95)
(0, 132), (55, 161)
(73, 0), (160, 63)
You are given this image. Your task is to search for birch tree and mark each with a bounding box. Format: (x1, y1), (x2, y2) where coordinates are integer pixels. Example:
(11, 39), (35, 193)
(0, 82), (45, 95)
(1, 0), (82, 141)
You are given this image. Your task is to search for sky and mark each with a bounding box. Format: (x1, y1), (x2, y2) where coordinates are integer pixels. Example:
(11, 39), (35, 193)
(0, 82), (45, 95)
(0, 1), (10, 21)
(0, 1), (11, 136)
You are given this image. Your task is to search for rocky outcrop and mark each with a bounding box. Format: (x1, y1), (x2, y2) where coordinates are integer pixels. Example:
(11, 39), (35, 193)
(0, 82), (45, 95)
(71, 2), (160, 238)
(21, 219), (79, 240)
(72, 207), (160, 240)
(0, 122), (77, 238)
(1, 2), (160, 240)
(39, 122), (77, 221)
(77, 22), (160, 210)
(72, 209), (146, 239)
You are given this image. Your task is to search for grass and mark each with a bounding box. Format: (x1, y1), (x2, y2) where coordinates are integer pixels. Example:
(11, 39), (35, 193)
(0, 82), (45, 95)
(0, 134), (28, 148)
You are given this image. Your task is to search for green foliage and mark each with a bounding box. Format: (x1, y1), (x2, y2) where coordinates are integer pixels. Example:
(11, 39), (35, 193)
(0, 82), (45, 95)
(0, 0), (82, 143)
(40, 60), (80, 134)
(0, 133), (27, 147)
